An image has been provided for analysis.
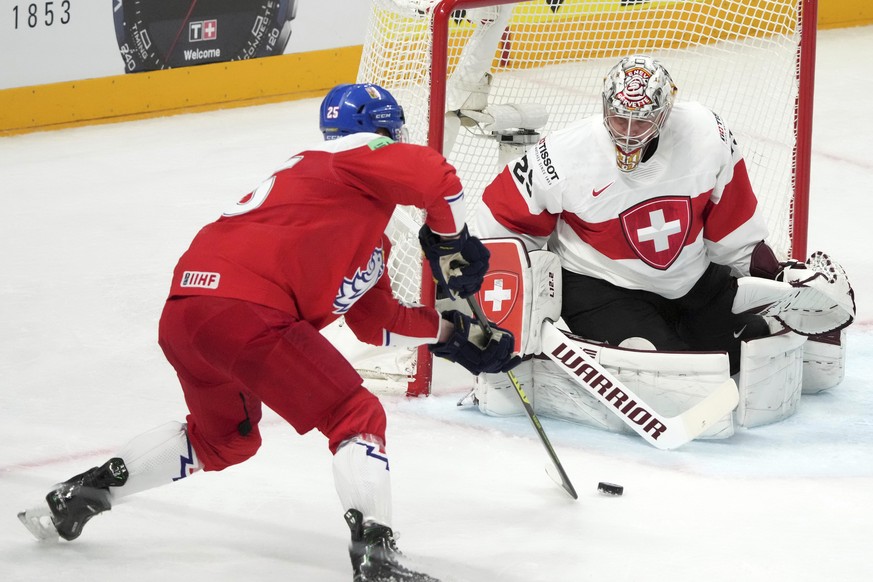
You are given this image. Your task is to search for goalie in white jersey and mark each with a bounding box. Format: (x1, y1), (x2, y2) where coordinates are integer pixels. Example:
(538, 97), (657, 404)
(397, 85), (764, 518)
(477, 55), (849, 375)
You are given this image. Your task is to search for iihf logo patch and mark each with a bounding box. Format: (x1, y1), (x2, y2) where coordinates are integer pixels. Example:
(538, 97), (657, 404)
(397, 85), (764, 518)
(181, 271), (220, 289)
(333, 247), (385, 314)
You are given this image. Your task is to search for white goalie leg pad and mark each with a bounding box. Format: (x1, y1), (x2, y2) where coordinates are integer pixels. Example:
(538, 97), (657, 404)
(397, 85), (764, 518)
(473, 359), (534, 417)
(802, 330), (847, 394)
(332, 434), (392, 527)
(532, 336), (735, 439)
(532, 356), (630, 433)
(523, 250), (562, 355)
(735, 332), (806, 427)
(111, 421), (202, 501)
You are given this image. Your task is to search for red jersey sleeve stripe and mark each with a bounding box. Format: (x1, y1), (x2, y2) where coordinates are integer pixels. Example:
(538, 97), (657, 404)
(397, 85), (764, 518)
(482, 168), (557, 237)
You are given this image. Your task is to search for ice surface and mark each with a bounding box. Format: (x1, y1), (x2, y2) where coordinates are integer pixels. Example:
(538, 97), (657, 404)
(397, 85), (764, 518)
(1, 26), (872, 582)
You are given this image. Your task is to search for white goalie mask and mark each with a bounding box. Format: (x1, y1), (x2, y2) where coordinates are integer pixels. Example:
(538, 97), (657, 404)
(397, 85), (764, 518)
(602, 56), (677, 172)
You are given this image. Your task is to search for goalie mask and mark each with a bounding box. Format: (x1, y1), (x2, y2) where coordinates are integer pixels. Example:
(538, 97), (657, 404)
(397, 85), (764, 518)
(320, 83), (408, 142)
(602, 56), (677, 172)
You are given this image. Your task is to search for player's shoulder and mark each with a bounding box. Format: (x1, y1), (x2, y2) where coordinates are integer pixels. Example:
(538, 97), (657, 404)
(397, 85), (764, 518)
(551, 115), (603, 144)
(670, 102), (735, 151)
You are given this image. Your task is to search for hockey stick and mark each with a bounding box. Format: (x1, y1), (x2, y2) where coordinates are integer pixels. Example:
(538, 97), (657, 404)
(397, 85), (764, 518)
(540, 322), (739, 450)
(467, 296), (578, 500)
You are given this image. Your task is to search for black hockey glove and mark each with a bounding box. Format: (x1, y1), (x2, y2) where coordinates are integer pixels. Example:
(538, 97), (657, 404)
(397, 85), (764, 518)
(419, 224), (490, 299)
(429, 310), (521, 375)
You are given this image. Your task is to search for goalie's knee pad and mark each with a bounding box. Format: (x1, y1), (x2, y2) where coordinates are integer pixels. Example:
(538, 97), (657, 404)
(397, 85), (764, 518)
(735, 331), (806, 427)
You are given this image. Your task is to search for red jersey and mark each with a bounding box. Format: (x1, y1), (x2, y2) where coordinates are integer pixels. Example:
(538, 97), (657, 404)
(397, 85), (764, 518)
(169, 133), (467, 345)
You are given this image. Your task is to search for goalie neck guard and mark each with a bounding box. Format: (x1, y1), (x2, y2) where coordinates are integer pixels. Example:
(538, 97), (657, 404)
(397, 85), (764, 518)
(602, 55), (677, 172)
(319, 83), (407, 142)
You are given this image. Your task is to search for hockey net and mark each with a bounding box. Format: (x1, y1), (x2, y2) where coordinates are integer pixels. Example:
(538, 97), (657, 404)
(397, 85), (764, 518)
(343, 0), (816, 395)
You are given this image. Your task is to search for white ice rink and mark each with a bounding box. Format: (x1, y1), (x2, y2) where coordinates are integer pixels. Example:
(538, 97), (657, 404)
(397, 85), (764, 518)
(2, 25), (872, 582)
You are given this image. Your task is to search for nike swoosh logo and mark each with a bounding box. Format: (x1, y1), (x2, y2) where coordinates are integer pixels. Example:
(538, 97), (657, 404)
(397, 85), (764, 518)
(592, 181), (615, 197)
(733, 325), (747, 339)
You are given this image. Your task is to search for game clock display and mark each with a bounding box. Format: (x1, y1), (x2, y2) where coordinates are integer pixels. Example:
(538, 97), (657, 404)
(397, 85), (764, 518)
(113, 0), (297, 73)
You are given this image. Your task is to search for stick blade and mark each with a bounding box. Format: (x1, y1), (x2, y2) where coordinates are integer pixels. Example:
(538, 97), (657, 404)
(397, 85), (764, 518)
(545, 463), (579, 499)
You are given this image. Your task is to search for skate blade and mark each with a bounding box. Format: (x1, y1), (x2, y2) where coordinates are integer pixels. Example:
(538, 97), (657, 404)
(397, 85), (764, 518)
(18, 504), (60, 542)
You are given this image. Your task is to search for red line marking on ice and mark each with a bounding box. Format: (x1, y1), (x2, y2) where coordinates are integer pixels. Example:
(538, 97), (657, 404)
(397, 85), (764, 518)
(0, 448), (116, 474)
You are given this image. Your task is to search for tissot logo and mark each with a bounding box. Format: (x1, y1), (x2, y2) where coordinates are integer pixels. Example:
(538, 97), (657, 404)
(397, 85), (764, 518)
(189, 20), (218, 42)
(535, 139), (560, 184)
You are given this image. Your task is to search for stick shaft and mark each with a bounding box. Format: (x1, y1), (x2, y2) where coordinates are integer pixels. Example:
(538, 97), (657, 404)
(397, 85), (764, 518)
(466, 296), (578, 500)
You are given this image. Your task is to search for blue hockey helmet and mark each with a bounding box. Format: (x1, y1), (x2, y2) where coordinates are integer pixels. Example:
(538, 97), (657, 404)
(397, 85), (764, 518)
(319, 83), (407, 142)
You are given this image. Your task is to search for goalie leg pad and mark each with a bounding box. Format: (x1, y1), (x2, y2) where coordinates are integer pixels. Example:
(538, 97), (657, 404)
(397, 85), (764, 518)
(802, 330), (847, 394)
(735, 332), (806, 427)
(532, 357), (630, 433)
(473, 359), (534, 417)
(529, 336), (736, 439)
(523, 250), (562, 355)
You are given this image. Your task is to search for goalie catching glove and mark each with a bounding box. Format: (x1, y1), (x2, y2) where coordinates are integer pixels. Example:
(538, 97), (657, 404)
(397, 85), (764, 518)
(737, 244), (855, 335)
(430, 310), (521, 375)
(419, 224), (490, 298)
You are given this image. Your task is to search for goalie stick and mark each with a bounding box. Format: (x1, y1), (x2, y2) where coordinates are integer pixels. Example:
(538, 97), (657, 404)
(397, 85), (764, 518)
(540, 322), (739, 450)
(467, 296), (578, 500)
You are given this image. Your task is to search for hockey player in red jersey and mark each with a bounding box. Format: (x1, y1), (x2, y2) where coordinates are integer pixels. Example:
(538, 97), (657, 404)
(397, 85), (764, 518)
(478, 55), (807, 374)
(18, 83), (519, 582)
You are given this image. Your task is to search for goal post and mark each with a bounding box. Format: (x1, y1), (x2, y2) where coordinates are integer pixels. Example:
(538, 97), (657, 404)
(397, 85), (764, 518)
(354, 0), (817, 396)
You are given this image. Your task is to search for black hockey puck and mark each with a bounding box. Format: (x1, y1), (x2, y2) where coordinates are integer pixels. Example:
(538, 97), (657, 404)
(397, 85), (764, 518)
(597, 482), (623, 496)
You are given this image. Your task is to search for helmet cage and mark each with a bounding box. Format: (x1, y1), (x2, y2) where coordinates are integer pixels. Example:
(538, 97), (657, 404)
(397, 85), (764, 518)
(602, 56), (677, 171)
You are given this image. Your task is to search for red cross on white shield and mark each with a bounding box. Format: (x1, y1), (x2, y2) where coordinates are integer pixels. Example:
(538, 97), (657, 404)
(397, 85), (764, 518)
(619, 196), (692, 270)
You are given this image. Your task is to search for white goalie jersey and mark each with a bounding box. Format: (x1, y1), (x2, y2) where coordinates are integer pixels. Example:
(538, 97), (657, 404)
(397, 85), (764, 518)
(476, 102), (770, 299)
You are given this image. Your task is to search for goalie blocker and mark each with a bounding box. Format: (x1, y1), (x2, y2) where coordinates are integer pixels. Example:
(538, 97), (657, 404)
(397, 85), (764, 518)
(470, 239), (849, 446)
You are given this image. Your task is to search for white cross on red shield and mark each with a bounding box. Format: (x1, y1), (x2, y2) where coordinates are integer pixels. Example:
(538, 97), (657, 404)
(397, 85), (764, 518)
(619, 196), (692, 270)
(476, 239), (528, 353)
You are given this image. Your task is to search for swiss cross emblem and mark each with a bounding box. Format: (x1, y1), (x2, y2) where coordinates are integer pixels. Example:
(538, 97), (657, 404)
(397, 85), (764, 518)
(479, 272), (519, 326)
(620, 196), (692, 270)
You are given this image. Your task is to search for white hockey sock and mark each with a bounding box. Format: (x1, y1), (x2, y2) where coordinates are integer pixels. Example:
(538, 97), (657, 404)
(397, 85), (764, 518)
(110, 421), (202, 502)
(332, 434), (392, 527)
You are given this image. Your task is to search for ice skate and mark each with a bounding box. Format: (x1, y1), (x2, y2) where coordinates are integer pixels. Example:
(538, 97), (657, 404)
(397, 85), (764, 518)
(18, 457), (128, 542)
(345, 509), (439, 582)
